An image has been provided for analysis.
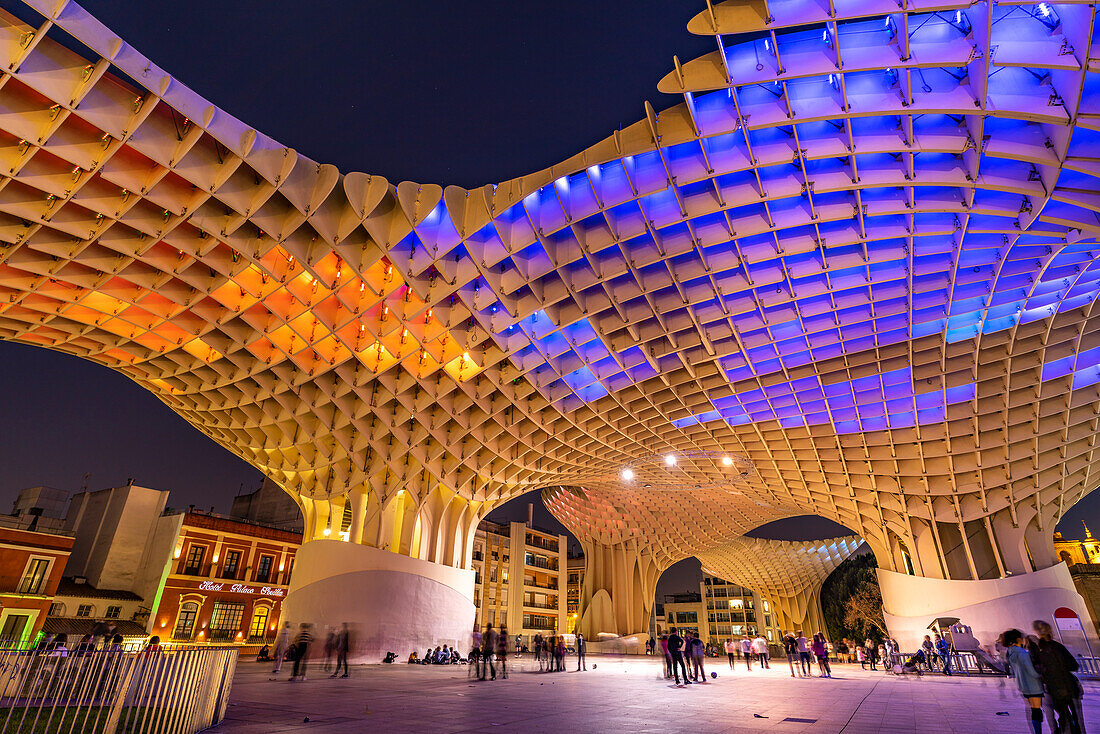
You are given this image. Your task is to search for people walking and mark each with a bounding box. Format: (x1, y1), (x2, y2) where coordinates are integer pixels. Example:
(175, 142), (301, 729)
(576, 632), (586, 671)
(812, 633), (832, 677)
(783, 632), (801, 677)
(753, 633), (770, 669)
(290, 623), (313, 681)
(533, 632), (543, 668)
(863, 638), (877, 671)
(273, 622), (292, 674)
(497, 626), (509, 679)
(481, 624), (497, 680)
(660, 634), (672, 678)
(740, 635), (753, 671)
(1032, 620), (1083, 734)
(331, 622), (350, 678)
(667, 627), (690, 685)
(322, 628), (335, 672)
(1004, 629), (1045, 734)
(726, 638), (737, 669)
(470, 625), (483, 678)
(797, 631), (813, 676)
(934, 633), (952, 675)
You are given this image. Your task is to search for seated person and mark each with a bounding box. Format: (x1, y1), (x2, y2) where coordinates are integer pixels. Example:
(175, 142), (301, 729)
(407, 651), (419, 664)
(256, 645), (272, 662)
(422, 648), (434, 664)
(382, 651), (397, 663)
(901, 650), (925, 675)
(450, 647), (461, 663)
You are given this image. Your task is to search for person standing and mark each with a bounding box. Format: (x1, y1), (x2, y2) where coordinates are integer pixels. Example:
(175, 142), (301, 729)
(272, 622), (292, 674)
(689, 632), (706, 681)
(576, 632), (586, 671)
(1004, 629), (1046, 734)
(290, 623), (313, 682)
(812, 633), (832, 678)
(921, 635), (936, 672)
(497, 626), (509, 679)
(322, 628), (335, 672)
(797, 631), (813, 676)
(331, 622), (350, 678)
(863, 638), (877, 671)
(1032, 620), (1083, 734)
(660, 634), (671, 678)
(667, 627), (690, 685)
(783, 632), (801, 677)
(934, 633), (951, 675)
(725, 638), (737, 669)
(482, 624), (497, 680)
(753, 633), (770, 669)
(533, 632), (543, 669)
(470, 625), (483, 679)
(740, 635), (753, 671)
(556, 635), (566, 671)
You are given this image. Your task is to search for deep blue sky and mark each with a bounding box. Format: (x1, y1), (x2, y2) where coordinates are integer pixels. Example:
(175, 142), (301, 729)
(1, 1), (1097, 587)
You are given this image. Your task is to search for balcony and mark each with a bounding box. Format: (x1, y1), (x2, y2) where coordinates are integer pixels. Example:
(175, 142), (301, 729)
(523, 600), (558, 611)
(524, 555), (558, 572)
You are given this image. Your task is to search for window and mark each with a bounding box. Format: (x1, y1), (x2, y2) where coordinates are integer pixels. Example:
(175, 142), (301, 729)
(174, 602), (198, 640)
(105, 606), (121, 619)
(222, 550), (241, 579)
(184, 545), (206, 574)
(249, 606), (270, 639)
(48, 602), (65, 616)
(255, 555), (274, 583)
(18, 558), (50, 594)
(208, 601), (245, 641)
(0, 614), (29, 643)
(76, 604), (93, 618)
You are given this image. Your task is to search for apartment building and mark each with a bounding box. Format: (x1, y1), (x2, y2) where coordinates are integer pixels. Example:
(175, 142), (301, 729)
(0, 516), (73, 644)
(471, 518), (567, 647)
(699, 573), (782, 645)
(566, 556), (585, 634)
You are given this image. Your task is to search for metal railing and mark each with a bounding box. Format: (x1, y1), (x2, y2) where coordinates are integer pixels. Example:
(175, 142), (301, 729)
(1074, 656), (1100, 678)
(0, 644), (237, 733)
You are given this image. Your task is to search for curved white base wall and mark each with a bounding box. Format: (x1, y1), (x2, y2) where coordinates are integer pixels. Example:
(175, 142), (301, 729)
(879, 564), (1099, 654)
(282, 540), (474, 664)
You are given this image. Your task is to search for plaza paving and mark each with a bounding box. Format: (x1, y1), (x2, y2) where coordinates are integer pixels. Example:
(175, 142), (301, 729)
(214, 655), (1099, 733)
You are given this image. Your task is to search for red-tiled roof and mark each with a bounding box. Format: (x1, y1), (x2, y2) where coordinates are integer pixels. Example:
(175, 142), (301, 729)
(55, 578), (142, 601)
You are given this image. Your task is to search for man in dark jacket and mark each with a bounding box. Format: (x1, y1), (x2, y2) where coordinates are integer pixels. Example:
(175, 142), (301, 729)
(667, 627), (690, 685)
(1032, 620), (1082, 734)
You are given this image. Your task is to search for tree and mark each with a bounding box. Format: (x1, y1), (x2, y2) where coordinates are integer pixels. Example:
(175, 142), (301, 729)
(844, 578), (886, 641)
(821, 551), (884, 642)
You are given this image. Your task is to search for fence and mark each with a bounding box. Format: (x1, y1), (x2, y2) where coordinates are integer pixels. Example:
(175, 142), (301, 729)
(0, 644), (238, 733)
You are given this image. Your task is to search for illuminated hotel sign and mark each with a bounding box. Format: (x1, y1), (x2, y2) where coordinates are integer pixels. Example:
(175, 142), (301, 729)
(197, 580), (285, 597)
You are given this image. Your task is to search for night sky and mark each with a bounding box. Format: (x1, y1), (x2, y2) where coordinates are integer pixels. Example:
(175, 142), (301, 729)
(1, 1), (1098, 592)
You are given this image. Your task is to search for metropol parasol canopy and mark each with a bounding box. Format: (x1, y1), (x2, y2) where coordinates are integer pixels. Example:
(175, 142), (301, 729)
(0, 0), (1098, 651)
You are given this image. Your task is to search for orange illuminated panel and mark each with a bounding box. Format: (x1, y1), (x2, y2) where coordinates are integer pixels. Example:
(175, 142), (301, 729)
(444, 352), (481, 382)
(181, 337), (222, 363)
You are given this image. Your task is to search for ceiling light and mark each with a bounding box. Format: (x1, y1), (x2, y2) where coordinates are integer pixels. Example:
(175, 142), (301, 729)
(621, 468), (634, 481)
(722, 456), (733, 466)
(664, 454), (677, 466)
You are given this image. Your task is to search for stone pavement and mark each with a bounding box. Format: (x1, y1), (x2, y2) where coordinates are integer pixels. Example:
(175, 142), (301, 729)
(213, 655), (1099, 733)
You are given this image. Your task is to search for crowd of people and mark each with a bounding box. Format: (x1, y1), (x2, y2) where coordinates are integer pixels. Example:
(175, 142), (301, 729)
(1004, 621), (1085, 734)
(268, 621), (351, 681)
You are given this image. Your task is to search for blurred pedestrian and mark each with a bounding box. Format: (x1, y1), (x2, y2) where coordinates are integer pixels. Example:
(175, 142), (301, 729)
(290, 623), (313, 681)
(322, 628), (336, 672)
(660, 634), (671, 678)
(726, 638), (737, 669)
(740, 635), (753, 671)
(689, 632), (706, 681)
(1004, 629), (1045, 734)
(481, 623), (497, 681)
(331, 622), (350, 678)
(798, 632), (813, 675)
(753, 633), (770, 669)
(1032, 620), (1082, 734)
(783, 632), (801, 677)
(812, 633), (832, 678)
(273, 622), (292, 674)
(497, 626), (509, 679)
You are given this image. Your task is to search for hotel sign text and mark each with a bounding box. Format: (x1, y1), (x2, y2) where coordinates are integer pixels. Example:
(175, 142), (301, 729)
(196, 580), (285, 597)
